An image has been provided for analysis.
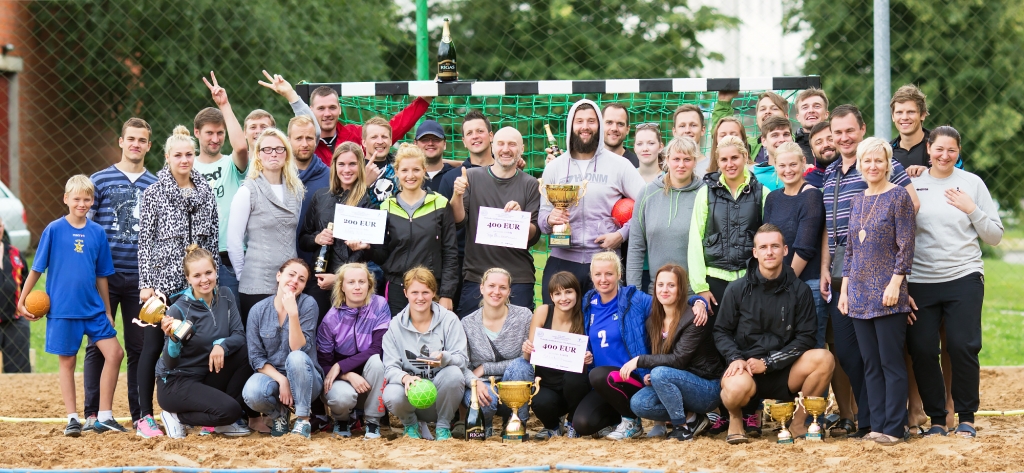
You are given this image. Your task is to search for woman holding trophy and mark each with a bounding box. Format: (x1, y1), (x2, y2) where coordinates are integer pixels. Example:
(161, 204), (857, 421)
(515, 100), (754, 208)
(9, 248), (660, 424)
(155, 247), (253, 438)
(137, 125), (221, 438)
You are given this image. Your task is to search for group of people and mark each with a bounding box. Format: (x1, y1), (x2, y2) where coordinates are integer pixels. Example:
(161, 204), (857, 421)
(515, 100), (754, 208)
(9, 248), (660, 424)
(10, 71), (1002, 447)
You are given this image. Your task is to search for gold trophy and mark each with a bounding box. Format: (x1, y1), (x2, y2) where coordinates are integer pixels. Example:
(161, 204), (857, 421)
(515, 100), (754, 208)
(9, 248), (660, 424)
(139, 292), (194, 343)
(489, 376), (541, 443)
(763, 399), (797, 444)
(538, 179), (587, 248)
(797, 392), (834, 442)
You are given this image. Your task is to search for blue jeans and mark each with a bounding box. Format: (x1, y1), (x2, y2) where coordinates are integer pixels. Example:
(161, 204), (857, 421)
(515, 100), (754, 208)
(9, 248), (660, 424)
(805, 279), (829, 349)
(630, 366), (721, 424)
(462, 357), (535, 423)
(242, 351), (324, 418)
(458, 282), (536, 318)
(218, 264), (241, 309)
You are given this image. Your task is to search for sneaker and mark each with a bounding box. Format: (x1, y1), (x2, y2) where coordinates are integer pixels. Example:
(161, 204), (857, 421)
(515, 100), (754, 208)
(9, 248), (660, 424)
(81, 416), (97, 433)
(135, 415), (165, 438)
(592, 425), (616, 439)
(332, 420), (352, 438)
(95, 418), (130, 433)
(418, 421), (435, 440)
(667, 425), (695, 441)
(214, 421), (252, 437)
(450, 420), (466, 439)
(605, 417), (643, 440)
(161, 411), (186, 439)
(687, 413), (711, 438)
(311, 415), (332, 433)
(290, 419), (312, 439)
(270, 416), (290, 437)
(435, 427), (452, 441)
(197, 426), (215, 436)
(707, 411), (729, 435)
(647, 421), (668, 438)
(564, 420), (579, 439)
(403, 424), (422, 439)
(64, 418), (82, 437)
(743, 413), (762, 438)
(536, 427), (560, 440)
(364, 422), (381, 440)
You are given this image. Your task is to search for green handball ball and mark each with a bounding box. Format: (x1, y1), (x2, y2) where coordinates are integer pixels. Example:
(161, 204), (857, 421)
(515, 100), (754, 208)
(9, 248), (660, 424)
(408, 379), (438, 409)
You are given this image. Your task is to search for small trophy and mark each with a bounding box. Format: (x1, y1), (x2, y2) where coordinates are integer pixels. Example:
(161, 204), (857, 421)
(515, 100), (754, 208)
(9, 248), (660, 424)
(139, 292), (194, 343)
(763, 399), (797, 444)
(797, 391), (834, 442)
(489, 376), (541, 443)
(539, 179), (587, 248)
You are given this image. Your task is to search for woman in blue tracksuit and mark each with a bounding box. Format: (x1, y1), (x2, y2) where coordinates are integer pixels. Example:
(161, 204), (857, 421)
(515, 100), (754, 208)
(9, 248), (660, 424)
(571, 252), (708, 440)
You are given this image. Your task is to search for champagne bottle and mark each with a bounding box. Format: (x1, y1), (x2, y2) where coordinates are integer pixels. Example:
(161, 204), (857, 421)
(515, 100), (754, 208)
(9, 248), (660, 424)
(437, 18), (458, 82)
(544, 124), (562, 156)
(466, 382), (486, 440)
(313, 222), (334, 274)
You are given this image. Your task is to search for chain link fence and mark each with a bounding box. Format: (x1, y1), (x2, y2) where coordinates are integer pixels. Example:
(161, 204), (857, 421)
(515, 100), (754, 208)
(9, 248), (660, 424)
(2, 0), (1023, 371)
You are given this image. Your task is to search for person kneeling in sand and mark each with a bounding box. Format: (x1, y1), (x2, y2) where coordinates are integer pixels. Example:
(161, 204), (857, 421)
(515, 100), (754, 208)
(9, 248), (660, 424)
(713, 224), (834, 444)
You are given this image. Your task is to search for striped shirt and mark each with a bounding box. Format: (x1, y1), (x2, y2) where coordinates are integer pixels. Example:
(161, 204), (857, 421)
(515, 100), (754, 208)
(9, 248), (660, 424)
(822, 158), (911, 256)
(89, 165), (158, 273)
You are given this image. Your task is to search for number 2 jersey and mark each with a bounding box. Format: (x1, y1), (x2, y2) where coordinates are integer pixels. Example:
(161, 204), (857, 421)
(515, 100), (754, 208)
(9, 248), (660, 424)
(586, 293), (631, 368)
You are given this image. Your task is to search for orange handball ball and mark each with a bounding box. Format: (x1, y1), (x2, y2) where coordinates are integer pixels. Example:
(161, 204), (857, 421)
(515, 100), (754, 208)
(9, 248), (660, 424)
(612, 198), (634, 227)
(25, 291), (50, 318)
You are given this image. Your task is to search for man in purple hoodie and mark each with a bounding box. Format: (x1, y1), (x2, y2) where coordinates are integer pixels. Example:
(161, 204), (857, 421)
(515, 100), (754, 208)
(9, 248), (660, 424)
(539, 99), (645, 305)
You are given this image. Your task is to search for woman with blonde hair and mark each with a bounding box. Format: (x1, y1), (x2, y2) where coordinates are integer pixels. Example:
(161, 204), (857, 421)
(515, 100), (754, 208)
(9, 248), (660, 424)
(354, 143), (458, 316)
(707, 117), (751, 174)
(299, 142), (377, 321)
(137, 125), (221, 437)
(317, 262), (391, 439)
(227, 128), (305, 324)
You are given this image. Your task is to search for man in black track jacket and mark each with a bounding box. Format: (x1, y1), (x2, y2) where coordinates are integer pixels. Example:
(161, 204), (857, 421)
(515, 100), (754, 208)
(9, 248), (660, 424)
(714, 224), (835, 443)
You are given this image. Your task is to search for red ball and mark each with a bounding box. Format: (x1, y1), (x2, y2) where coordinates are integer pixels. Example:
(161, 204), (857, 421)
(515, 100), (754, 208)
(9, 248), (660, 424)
(612, 198), (634, 227)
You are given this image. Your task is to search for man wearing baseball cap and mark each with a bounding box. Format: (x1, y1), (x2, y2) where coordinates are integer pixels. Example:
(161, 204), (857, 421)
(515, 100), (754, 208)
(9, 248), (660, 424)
(415, 120), (455, 191)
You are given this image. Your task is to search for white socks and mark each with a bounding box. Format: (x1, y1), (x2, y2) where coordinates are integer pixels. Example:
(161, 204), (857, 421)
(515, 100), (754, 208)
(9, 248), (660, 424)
(68, 413), (80, 422)
(98, 410), (113, 422)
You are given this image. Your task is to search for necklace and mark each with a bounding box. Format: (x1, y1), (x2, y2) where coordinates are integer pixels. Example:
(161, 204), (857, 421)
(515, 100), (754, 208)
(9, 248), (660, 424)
(857, 191), (883, 243)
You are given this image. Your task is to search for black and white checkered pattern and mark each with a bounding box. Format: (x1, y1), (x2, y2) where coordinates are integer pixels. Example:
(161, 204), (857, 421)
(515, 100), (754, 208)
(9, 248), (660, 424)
(295, 76), (822, 100)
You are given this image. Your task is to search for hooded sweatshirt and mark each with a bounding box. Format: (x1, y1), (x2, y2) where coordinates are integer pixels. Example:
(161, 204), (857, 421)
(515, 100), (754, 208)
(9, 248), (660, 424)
(382, 301), (469, 384)
(156, 287), (246, 379)
(317, 294), (392, 376)
(539, 99), (646, 264)
(626, 174), (704, 293)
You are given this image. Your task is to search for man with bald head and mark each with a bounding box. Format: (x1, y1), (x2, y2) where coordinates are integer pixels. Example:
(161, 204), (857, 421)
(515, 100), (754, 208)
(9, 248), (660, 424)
(450, 127), (542, 316)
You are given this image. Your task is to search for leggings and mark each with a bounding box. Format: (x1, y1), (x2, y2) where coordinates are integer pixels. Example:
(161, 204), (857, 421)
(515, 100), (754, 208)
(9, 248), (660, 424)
(531, 370), (591, 430)
(156, 348), (256, 426)
(571, 366), (643, 436)
(137, 324), (165, 418)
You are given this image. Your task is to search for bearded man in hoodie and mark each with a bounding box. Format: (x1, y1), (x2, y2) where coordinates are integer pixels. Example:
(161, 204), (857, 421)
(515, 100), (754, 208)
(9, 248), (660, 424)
(539, 100), (645, 305)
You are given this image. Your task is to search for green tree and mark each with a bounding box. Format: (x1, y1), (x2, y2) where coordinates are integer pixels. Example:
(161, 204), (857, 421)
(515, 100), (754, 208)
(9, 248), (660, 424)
(30, 0), (397, 171)
(785, 0), (1024, 211)
(388, 0), (737, 81)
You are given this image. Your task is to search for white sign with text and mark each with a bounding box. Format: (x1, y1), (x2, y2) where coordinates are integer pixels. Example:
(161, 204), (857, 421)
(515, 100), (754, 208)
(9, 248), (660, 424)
(474, 206), (530, 249)
(531, 327), (589, 373)
(334, 204), (388, 245)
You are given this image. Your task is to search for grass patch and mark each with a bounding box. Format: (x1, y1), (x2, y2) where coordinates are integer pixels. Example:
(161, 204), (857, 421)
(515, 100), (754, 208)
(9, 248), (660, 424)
(978, 258), (1024, 366)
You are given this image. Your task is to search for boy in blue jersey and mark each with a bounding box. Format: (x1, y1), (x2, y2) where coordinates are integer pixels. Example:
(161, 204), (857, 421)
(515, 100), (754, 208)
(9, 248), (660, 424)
(83, 117), (160, 436)
(18, 176), (125, 437)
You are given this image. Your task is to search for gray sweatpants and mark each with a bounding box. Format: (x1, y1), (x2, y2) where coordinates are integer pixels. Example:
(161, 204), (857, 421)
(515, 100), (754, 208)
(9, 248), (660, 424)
(383, 365), (464, 429)
(323, 354), (386, 423)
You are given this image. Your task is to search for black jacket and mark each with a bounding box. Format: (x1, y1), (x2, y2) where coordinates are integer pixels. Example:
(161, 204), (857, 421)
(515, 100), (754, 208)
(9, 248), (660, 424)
(702, 172), (764, 272)
(713, 257), (817, 373)
(370, 191), (459, 299)
(155, 287), (247, 379)
(299, 187), (375, 274)
(636, 306), (725, 380)
(793, 128), (816, 165)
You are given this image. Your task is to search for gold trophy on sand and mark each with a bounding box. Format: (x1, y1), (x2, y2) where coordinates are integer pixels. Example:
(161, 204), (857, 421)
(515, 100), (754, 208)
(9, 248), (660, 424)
(538, 179), (587, 248)
(797, 391), (834, 442)
(763, 399), (797, 444)
(489, 376), (541, 443)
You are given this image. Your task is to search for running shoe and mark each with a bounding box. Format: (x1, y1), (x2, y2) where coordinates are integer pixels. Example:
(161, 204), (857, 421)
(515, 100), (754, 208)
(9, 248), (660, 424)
(364, 422), (381, 440)
(743, 413), (762, 438)
(290, 419), (311, 439)
(687, 413), (711, 438)
(667, 425), (695, 441)
(647, 421), (668, 438)
(95, 418), (129, 433)
(605, 417), (644, 440)
(435, 427), (452, 441)
(403, 424), (422, 439)
(135, 415), (165, 438)
(534, 428), (560, 440)
(197, 426), (215, 436)
(332, 420), (352, 438)
(564, 420), (579, 439)
(706, 411), (729, 435)
(64, 418), (82, 437)
(270, 415), (290, 437)
(81, 416), (97, 433)
(214, 421), (252, 437)
(160, 411), (186, 439)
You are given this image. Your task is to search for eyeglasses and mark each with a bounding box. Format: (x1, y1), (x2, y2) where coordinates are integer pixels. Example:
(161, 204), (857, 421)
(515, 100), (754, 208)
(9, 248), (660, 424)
(635, 122), (661, 131)
(260, 146), (287, 155)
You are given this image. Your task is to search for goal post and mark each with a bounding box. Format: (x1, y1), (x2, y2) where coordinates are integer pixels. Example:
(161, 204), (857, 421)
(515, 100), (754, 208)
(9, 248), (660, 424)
(295, 76), (823, 303)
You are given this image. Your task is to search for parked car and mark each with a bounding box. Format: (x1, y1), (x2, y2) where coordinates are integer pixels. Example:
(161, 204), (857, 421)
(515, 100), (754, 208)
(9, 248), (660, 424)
(0, 180), (30, 252)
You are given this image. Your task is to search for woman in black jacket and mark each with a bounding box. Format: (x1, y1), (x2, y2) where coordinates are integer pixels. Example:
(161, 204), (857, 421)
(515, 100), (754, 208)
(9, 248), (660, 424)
(624, 264), (722, 441)
(299, 141), (375, 321)
(352, 144), (458, 316)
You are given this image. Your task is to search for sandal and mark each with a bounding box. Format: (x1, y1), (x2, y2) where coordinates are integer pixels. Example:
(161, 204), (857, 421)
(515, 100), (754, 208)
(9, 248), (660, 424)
(874, 434), (903, 446)
(909, 425), (925, 436)
(829, 418), (855, 438)
(953, 423), (977, 439)
(922, 425), (947, 437)
(726, 433), (749, 445)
